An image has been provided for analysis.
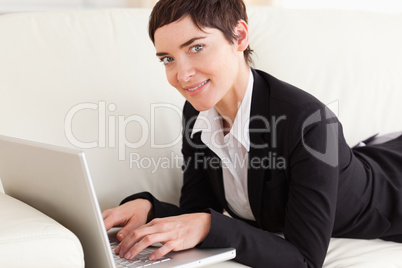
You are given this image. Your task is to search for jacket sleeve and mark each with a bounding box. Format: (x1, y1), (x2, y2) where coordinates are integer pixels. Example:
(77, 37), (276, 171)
(198, 103), (340, 268)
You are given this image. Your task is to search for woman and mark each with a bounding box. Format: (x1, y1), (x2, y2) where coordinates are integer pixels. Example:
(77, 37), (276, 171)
(102, 0), (402, 267)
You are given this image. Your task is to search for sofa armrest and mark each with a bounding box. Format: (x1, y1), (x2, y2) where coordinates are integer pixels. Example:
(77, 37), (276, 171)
(0, 192), (84, 268)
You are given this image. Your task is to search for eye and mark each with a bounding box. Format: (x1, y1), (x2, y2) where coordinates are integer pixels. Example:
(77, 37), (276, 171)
(160, 56), (174, 65)
(190, 44), (204, 53)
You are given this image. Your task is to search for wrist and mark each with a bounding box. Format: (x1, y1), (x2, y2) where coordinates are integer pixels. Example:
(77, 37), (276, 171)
(137, 198), (154, 222)
(199, 212), (212, 242)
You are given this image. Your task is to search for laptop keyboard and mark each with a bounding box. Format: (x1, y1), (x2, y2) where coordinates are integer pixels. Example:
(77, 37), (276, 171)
(110, 241), (171, 268)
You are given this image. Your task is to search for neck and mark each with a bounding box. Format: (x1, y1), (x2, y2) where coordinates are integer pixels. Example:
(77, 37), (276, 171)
(215, 64), (250, 133)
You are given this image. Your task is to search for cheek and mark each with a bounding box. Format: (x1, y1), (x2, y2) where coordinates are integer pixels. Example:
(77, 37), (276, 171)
(166, 68), (178, 88)
(208, 48), (237, 76)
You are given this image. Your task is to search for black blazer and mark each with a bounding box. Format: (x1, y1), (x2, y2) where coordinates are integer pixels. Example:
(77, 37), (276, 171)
(122, 69), (402, 268)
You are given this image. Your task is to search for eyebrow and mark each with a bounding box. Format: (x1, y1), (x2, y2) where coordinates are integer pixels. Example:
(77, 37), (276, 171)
(156, 36), (206, 57)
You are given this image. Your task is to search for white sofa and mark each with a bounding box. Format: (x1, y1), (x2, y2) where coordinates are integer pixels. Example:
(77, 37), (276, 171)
(1, 6), (402, 268)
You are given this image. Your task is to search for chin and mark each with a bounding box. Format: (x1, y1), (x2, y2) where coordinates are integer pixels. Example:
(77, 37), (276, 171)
(189, 101), (214, 112)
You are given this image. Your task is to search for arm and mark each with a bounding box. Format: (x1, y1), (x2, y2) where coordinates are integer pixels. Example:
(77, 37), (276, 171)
(283, 103), (339, 267)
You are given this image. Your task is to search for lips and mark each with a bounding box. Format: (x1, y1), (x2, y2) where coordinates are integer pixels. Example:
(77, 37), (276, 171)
(185, 79), (210, 92)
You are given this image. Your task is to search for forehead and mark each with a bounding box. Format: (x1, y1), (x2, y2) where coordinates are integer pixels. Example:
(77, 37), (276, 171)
(154, 16), (214, 50)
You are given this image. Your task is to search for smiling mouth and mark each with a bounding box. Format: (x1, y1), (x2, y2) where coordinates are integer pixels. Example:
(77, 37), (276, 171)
(187, 79), (210, 92)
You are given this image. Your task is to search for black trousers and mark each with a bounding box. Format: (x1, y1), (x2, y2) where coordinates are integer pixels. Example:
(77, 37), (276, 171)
(381, 235), (402, 243)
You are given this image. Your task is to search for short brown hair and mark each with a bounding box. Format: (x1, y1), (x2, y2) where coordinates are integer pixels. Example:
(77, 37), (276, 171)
(149, 0), (253, 66)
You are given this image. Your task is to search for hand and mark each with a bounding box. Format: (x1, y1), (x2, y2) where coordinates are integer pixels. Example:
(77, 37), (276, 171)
(114, 213), (211, 261)
(102, 199), (153, 241)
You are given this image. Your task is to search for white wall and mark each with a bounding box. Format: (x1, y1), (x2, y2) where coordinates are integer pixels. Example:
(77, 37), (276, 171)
(0, 0), (84, 13)
(0, 0), (277, 14)
(2, 0), (402, 13)
(283, 0), (402, 13)
(0, 0), (157, 13)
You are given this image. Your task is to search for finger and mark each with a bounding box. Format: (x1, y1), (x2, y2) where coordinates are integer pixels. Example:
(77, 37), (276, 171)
(118, 217), (177, 255)
(116, 223), (160, 257)
(124, 232), (171, 260)
(116, 215), (148, 242)
(149, 240), (178, 261)
(117, 217), (164, 242)
(103, 209), (121, 231)
(101, 209), (110, 220)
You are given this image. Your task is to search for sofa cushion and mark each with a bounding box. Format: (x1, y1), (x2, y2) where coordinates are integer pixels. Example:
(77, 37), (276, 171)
(0, 192), (84, 268)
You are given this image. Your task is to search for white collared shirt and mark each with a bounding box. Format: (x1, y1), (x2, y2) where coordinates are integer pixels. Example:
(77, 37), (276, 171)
(191, 69), (255, 221)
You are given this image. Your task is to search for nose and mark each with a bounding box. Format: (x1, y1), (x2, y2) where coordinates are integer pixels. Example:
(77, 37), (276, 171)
(176, 58), (195, 83)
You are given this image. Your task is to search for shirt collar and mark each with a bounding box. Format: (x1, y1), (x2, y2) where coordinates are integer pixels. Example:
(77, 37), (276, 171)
(191, 69), (254, 151)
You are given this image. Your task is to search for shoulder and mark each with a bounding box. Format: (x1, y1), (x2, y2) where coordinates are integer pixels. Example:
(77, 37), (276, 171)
(253, 68), (324, 110)
(252, 69), (340, 151)
(252, 69), (330, 128)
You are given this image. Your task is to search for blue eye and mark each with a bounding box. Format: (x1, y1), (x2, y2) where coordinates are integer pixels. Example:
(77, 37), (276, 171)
(160, 56), (174, 65)
(191, 44), (204, 53)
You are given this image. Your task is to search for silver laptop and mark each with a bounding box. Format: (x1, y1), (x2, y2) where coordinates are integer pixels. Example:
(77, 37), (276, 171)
(0, 135), (235, 268)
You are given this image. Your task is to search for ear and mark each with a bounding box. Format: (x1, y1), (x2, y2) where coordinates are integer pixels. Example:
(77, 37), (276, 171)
(234, 20), (250, 52)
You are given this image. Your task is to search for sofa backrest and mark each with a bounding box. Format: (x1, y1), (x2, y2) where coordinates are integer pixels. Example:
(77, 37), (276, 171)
(0, 7), (401, 209)
(248, 8), (402, 144)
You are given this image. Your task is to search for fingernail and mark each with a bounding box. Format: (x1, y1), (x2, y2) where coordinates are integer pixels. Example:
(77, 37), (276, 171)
(118, 233), (125, 239)
(125, 253), (131, 259)
(149, 254), (155, 260)
(114, 245), (120, 253)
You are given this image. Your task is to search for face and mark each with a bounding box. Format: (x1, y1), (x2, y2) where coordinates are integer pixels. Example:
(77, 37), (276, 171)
(154, 16), (249, 112)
